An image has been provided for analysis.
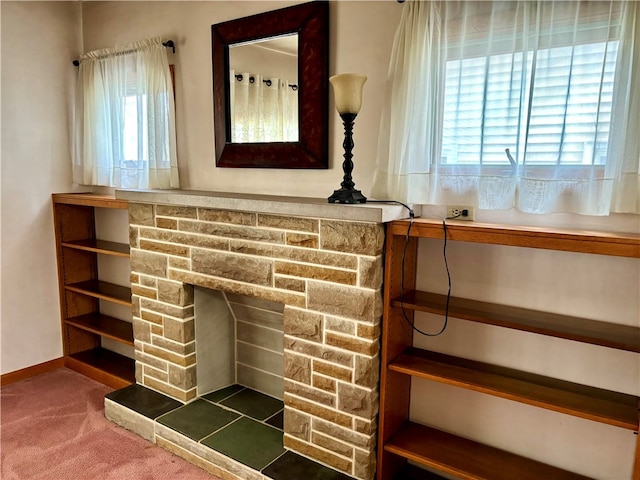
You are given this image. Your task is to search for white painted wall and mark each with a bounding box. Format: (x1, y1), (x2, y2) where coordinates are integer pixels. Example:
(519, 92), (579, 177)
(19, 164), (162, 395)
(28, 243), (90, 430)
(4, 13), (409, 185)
(80, 0), (400, 198)
(1, 1), (638, 477)
(0, 1), (82, 374)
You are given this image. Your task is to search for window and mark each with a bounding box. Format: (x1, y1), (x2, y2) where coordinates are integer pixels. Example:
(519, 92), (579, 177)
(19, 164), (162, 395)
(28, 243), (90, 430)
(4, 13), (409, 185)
(372, 1), (639, 215)
(73, 38), (179, 189)
(442, 41), (618, 169)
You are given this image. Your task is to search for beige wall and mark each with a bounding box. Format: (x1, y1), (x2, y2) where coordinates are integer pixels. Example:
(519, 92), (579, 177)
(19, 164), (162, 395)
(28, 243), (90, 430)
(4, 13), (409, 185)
(81, 1), (400, 198)
(1, 1), (81, 374)
(1, 1), (638, 477)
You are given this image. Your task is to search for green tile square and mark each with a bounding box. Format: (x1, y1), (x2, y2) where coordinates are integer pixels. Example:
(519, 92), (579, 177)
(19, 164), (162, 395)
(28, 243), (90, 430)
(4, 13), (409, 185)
(220, 388), (283, 421)
(157, 399), (239, 441)
(202, 384), (245, 403)
(202, 417), (285, 471)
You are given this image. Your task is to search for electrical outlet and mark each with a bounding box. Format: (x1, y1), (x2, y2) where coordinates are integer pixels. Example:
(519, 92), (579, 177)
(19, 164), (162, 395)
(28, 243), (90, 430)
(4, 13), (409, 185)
(446, 205), (475, 221)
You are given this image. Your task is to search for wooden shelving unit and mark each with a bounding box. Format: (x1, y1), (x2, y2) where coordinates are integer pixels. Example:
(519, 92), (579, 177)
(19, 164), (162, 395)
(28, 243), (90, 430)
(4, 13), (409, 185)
(377, 218), (640, 480)
(52, 193), (134, 389)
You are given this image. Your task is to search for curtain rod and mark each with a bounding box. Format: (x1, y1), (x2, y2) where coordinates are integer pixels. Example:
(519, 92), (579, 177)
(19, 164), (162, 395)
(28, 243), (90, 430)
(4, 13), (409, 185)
(72, 40), (175, 66)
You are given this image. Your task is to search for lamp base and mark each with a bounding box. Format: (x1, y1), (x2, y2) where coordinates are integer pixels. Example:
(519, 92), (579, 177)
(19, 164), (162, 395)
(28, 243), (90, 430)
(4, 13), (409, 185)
(328, 188), (367, 204)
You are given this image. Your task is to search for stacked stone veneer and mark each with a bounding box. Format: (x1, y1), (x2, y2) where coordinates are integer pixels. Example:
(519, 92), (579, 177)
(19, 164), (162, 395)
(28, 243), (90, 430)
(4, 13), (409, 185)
(128, 202), (384, 480)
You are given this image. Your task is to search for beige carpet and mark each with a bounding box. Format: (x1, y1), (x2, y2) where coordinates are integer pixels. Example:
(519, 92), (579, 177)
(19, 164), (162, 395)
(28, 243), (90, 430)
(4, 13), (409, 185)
(1, 368), (220, 480)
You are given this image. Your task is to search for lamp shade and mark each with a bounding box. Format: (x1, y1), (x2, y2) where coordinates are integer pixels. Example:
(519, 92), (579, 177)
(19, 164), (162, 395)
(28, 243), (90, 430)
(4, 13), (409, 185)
(329, 74), (367, 115)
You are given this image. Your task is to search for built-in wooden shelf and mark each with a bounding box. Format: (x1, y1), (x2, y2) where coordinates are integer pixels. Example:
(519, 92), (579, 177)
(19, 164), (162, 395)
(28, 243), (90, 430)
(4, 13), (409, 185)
(65, 280), (132, 307)
(394, 464), (448, 480)
(378, 218), (640, 479)
(52, 192), (129, 209)
(66, 348), (135, 389)
(53, 193), (134, 389)
(390, 348), (639, 430)
(66, 313), (134, 346)
(388, 218), (640, 258)
(62, 239), (130, 257)
(385, 422), (593, 480)
(393, 291), (640, 353)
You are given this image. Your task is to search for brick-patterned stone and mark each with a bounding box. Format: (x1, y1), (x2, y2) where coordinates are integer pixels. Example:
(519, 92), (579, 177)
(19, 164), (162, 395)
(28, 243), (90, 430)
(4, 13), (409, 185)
(129, 203), (154, 226)
(168, 364), (197, 390)
(258, 214), (319, 233)
(275, 261), (356, 286)
(357, 323), (380, 340)
(284, 436), (352, 475)
(140, 227), (229, 251)
(157, 280), (194, 306)
(285, 379), (335, 407)
(284, 407), (311, 441)
(338, 383), (377, 419)
(198, 208), (256, 225)
(230, 239), (357, 269)
(131, 249), (168, 278)
(284, 337), (353, 367)
(156, 217), (178, 229)
(180, 220), (284, 244)
(132, 284), (157, 299)
(325, 316), (356, 335)
(144, 376), (196, 402)
(313, 359), (352, 382)
(320, 220), (384, 256)
(307, 281), (381, 323)
(283, 308), (322, 342)
(129, 226), (139, 248)
(140, 298), (194, 319)
(135, 349), (169, 372)
(354, 355), (379, 389)
(191, 248), (273, 286)
(325, 332), (379, 356)
(170, 270), (306, 308)
(132, 318), (151, 343)
(152, 335), (195, 356)
(313, 418), (375, 449)
(141, 310), (163, 325)
(140, 275), (157, 288)
(312, 374), (336, 393)
(142, 343), (195, 367)
(354, 418), (376, 436)
(354, 448), (376, 480)
(164, 317), (195, 343)
(130, 273), (140, 284)
(312, 431), (353, 458)
(144, 364), (169, 383)
(274, 276), (305, 292)
(284, 353), (311, 384)
(156, 205), (197, 218)
(359, 256), (383, 289)
(140, 239), (189, 257)
(169, 257), (191, 270)
(284, 394), (352, 428)
(285, 233), (319, 248)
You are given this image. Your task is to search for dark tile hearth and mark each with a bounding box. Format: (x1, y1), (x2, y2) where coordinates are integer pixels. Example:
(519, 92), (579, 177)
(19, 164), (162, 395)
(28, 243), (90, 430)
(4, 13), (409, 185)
(106, 383), (355, 480)
(106, 383), (182, 418)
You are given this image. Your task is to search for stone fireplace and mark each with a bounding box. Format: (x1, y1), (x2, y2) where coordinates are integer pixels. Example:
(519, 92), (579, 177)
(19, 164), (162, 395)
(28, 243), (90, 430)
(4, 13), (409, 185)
(106, 190), (411, 480)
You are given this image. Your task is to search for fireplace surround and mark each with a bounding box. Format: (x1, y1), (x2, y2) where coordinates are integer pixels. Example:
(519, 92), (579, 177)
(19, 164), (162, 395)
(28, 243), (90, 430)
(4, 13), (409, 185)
(105, 189), (413, 480)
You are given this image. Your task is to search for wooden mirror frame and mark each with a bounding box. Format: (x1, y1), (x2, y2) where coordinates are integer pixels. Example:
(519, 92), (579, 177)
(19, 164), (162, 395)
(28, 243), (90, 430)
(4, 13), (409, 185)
(212, 1), (329, 169)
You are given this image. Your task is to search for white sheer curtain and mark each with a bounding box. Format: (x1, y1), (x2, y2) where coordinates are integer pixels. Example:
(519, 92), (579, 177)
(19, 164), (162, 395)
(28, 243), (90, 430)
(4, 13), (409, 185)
(371, 1), (639, 215)
(73, 37), (179, 189)
(230, 70), (298, 143)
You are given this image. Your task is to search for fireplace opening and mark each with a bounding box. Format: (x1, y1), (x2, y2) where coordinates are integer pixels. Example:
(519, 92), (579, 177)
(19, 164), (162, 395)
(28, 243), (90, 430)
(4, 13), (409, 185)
(194, 287), (284, 400)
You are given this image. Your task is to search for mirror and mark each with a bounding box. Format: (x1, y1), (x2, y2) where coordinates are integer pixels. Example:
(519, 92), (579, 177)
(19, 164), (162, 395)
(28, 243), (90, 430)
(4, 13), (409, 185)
(229, 34), (299, 143)
(212, 1), (329, 168)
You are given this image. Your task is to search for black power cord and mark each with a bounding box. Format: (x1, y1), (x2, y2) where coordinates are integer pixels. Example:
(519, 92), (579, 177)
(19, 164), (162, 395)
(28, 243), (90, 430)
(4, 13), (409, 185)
(397, 212), (464, 337)
(367, 200), (460, 337)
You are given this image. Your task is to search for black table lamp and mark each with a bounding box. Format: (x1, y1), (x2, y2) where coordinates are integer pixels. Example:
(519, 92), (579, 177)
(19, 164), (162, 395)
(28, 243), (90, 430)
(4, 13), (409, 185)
(328, 73), (367, 204)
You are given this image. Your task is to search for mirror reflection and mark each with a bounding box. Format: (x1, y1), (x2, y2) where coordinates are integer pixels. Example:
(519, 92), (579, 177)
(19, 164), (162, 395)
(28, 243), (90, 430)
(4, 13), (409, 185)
(229, 34), (299, 143)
